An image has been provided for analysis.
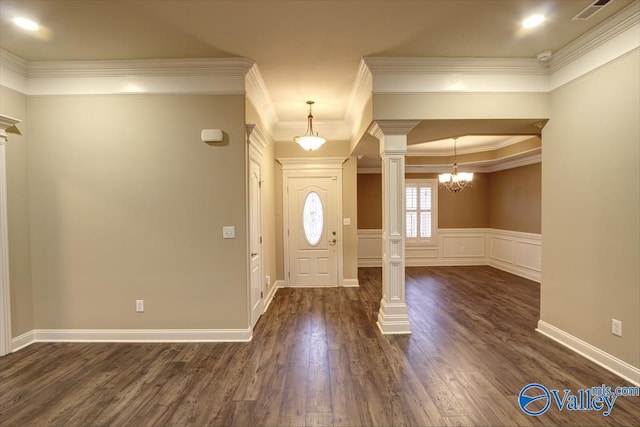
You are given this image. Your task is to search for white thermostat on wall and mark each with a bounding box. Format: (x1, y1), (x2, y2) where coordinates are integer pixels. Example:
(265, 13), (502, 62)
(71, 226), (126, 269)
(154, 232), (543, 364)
(201, 129), (224, 143)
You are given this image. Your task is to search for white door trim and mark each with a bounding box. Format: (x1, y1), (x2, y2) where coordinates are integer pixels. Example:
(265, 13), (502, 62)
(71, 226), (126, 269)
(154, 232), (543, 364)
(248, 152), (263, 328)
(246, 124), (270, 334)
(279, 158), (347, 287)
(0, 115), (20, 356)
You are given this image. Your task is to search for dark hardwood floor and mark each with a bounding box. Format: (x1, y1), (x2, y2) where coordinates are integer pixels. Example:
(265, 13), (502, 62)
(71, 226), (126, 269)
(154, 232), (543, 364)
(1, 266), (638, 426)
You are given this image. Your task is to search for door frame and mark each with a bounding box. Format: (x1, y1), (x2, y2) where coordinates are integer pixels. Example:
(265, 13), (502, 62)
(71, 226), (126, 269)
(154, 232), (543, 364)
(279, 157), (347, 287)
(0, 115), (20, 357)
(246, 125), (269, 332)
(248, 151), (263, 329)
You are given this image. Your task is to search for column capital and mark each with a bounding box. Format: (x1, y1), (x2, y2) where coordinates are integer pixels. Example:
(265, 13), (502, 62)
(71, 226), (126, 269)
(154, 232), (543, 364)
(0, 115), (21, 145)
(368, 120), (420, 140)
(0, 114), (20, 131)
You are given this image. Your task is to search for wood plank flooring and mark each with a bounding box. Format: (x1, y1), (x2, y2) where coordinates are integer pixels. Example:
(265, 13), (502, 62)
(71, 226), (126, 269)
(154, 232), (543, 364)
(1, 266), (639, 426)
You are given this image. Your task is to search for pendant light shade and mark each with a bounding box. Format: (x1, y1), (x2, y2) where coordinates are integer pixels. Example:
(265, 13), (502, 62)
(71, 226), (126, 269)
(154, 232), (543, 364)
(294, 101), (326, 151)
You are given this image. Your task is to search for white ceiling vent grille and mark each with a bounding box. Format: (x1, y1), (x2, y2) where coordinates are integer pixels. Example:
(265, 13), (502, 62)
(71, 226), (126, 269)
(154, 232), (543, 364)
(573, 0), (614, 20)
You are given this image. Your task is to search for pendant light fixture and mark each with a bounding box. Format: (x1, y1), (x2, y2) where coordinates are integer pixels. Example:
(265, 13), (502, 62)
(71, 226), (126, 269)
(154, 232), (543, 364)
(438, 137), (474, 193)
(294, 101), (326, 151)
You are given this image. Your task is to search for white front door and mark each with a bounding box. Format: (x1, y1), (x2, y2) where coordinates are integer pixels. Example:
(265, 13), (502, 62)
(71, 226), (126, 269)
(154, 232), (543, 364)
(249, 157), (263, 328)
(287, 176), (339, 286)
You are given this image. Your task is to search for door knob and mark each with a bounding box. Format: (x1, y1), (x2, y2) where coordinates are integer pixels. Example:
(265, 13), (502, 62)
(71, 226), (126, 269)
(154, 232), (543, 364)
(329, 239), (337, 245)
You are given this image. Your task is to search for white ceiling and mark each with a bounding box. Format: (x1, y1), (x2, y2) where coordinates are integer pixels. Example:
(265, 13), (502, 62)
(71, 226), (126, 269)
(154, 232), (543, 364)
(0, 0), (633, 132)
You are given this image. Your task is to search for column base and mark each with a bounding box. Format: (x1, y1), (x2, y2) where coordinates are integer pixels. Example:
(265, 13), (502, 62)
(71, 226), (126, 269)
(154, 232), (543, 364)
(376, 298), (411, 334)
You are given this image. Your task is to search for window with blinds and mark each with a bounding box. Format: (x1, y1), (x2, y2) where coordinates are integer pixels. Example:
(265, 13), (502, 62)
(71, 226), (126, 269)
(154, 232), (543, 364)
(406, 180), (436, 240)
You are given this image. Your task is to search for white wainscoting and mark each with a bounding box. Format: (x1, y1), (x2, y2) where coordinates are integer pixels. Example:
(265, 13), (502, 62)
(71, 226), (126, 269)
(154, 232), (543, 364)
(357, 229), (385, 267)
(358, 228), (541, 282)
(488, 229), (541, 282)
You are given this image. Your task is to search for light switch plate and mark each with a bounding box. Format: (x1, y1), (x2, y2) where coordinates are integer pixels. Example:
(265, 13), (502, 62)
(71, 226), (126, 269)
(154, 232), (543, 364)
(343, 218), (351, 225)
(223, 226), (235, 239)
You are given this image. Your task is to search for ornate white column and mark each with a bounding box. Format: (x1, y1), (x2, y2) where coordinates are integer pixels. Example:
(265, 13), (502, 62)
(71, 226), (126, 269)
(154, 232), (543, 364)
(369, 120), (419, 334)
(0, 114), (20, 356)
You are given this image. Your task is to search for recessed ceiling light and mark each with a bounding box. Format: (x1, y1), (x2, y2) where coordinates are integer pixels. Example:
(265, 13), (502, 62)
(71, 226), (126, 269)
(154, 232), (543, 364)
(522, 14), (545, 28)
(12, 17), (40, 31)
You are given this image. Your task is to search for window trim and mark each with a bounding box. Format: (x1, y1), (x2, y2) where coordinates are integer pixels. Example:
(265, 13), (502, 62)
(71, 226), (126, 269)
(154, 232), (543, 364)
(405, 178), (438, 244)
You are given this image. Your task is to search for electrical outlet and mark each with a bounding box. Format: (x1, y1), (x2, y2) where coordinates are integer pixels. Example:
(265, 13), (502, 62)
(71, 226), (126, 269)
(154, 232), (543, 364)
(612, 319), (622, 337)
(136, 300), (144, 313)
(266, 275), (271, 286)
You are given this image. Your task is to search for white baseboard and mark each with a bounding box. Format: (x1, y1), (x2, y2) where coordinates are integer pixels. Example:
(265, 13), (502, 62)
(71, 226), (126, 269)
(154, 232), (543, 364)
(264, 280), (283, 311)
(537, 320), (640, 386)
(406, 258), (486, 267)
(357, 258), (382, 267)
(10, 328), (253, 348)
(489, 258), (541, 282)
(342, 278), (359, 287)
(11, 329), (35, 352)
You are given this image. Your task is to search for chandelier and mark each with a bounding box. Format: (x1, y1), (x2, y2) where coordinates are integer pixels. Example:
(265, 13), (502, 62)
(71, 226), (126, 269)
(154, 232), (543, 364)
(438, 138), (474, 193)
(294, 101), (326, 151)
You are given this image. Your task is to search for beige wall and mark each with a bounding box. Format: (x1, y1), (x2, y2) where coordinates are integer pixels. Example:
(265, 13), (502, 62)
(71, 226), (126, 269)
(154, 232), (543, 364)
(437, 173), (490, 229)
(356, 172), (492, 229)
(274, 140), (358, 282)
(27, 94), (249, 329)
(542, 51), (639, 368)
(489, 163), (541, 234)
(1, 87), (34, 337)
(357, 174), (382, 229)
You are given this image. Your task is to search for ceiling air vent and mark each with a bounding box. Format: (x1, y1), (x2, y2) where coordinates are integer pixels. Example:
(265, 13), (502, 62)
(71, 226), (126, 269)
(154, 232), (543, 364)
(572, 0), (614, 20)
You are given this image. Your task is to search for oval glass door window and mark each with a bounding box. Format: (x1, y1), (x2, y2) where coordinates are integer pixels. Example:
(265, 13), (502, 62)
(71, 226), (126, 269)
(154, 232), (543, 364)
(302, 191), (323, 246)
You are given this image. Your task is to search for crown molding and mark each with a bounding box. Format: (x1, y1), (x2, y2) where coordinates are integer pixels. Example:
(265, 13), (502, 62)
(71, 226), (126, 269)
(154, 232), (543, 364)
(359, 148), (541, 174)
(0, 49), (28, 94)
(550, 1), (640, 73)
(1, 53), (256, 95)
(480, 150), (541, 173)
(245, 63), (278, 136)
(365, 58), (550, 93)
(344, 59), (373, 139)
(364, 57), (548, 75)
(0, 49), (26, 76)
(407, 135), (536, 157)
(25, 57), (255, 78)
(403, 149), (541, 173)
(549, 1), (639, 90)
